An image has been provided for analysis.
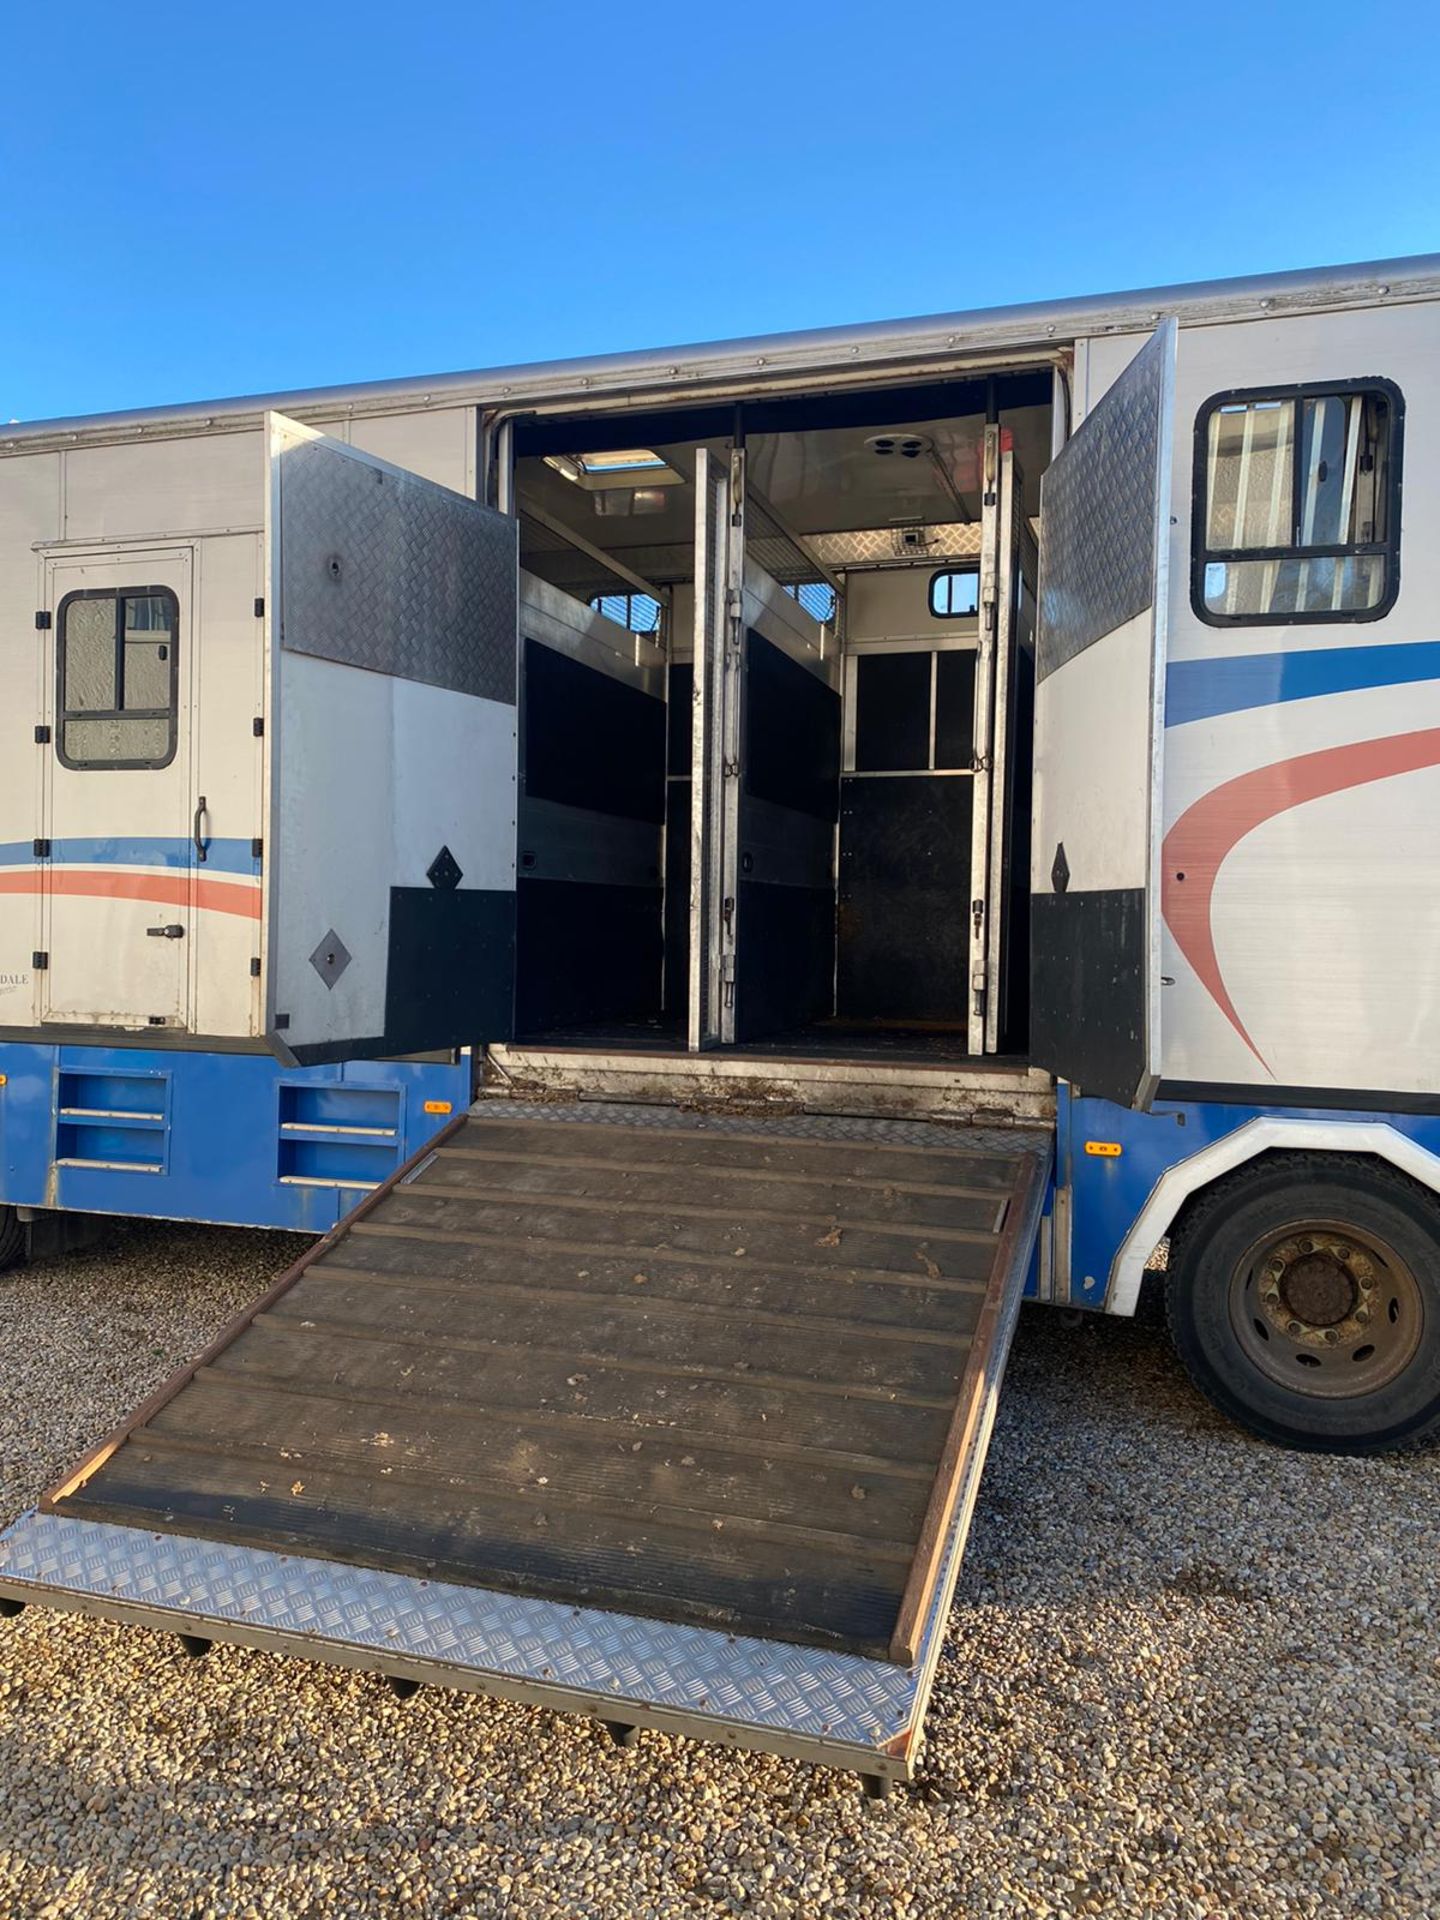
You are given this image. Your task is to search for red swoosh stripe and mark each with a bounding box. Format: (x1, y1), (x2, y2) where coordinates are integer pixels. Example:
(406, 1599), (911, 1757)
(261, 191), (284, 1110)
(1162, 727), (1440, 1068)
(0, 868), (261, 921)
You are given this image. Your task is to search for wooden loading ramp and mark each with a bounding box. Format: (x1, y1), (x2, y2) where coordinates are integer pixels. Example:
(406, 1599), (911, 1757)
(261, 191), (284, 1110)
(0, 1102), (1049, 1789)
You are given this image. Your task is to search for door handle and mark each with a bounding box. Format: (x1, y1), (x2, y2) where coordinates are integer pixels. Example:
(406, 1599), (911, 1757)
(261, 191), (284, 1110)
(147, 924), (186, 939)
(193, 795), (209, 864)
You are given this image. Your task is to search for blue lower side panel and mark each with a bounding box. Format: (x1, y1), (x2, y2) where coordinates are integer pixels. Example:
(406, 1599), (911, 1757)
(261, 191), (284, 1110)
(0, 1044), (471, 1234)
(1060, 1084), (1440, 1310)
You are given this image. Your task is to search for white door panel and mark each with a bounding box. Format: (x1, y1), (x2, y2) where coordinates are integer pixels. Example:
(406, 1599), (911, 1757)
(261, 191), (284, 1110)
(41, 550), (195, 1031)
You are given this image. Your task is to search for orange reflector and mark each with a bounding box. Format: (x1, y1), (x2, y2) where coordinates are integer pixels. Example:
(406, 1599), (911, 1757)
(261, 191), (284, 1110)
(1084, 1140), (1122, 1158)
(423, 1100), (453, 1115)
(0, 1073), (7, 1087)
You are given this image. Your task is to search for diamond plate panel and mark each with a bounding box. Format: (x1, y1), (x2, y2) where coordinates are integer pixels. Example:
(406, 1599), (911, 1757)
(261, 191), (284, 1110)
(474, 1096), (1047, 1161)
(278, 437), (517, 705)
(1036, 325), (1169, 681)
(0, 1509), (953, 1759)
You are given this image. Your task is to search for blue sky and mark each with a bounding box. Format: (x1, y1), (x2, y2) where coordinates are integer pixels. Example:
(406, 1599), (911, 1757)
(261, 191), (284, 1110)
(2, 0), (1436, 422)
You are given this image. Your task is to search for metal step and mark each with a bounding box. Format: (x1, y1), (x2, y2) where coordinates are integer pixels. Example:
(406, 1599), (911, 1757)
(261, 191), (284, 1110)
(0, 1101), (1049, 1786)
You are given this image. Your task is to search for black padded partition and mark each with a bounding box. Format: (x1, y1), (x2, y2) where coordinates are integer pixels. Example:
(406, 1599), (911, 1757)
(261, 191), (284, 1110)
(735, 634), (841, 1043)
(662, 662), (693, 1016)
(516, 639), (667, 1035)
(836, 776), (972, 1023)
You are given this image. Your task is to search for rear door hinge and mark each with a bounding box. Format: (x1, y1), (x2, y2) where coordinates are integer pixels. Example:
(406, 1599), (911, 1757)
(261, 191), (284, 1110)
(34, 610), (50, 630)
(32, 951), (47, 970)
(251, 837), (263, 862)
(32, 838), (50, 859)
(34, 724), (51, 745)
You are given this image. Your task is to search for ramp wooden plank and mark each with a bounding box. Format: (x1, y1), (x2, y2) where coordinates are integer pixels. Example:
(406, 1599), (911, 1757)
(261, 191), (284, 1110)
(51, 1107), (1047, 1662)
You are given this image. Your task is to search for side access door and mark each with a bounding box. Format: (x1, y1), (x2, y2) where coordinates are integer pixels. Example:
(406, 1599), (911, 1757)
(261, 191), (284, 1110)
(39, 550), (196, 1032)
(263, 414), (519, 1064)
(1030, 320), (1176, 1106)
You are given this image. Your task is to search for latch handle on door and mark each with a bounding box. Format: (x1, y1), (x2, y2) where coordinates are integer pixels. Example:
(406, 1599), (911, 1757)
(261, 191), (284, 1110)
(147, 924), (186, 939)
(193, 796), (209, 864)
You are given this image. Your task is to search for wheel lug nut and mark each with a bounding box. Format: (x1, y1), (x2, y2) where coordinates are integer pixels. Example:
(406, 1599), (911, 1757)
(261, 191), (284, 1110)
(1324, 1329), (1339, 1344)
(1298, 1238), (1314, 1254)
(1287, 1320), (1304, 1336)
(1356, 1307), (1370, 1326)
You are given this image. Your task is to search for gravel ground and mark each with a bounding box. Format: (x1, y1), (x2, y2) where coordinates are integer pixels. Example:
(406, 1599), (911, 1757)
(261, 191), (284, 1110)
(0, 1219), (1436, 1919)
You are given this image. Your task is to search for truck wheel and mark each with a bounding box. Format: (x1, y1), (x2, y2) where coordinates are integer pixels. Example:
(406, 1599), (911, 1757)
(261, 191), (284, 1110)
(0, 1206), (25, 1274)
(1166, 1155), (1440, 1454)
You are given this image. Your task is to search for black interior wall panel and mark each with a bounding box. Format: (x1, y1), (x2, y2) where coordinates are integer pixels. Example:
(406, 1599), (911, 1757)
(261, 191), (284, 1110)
(667, 662), (693, 778)
(523, 640), (666, 823)
(735, 882), (836, 1040)
(743, 634), (841, 820)
(836, 777), (972, 1023)
(854, 652), (931, 772)
(934, 650), (978, 770)
(515, 880), (663, 1034)
(663, 780), (691, 1014)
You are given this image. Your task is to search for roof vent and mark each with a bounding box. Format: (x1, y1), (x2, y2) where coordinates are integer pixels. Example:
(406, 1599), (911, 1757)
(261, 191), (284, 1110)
(865, 432), (933, 460)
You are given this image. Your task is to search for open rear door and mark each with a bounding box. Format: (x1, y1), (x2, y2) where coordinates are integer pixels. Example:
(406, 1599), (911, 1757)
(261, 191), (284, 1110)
(1030, 321), (1176, 1107)
(263, 415), (518, 1064)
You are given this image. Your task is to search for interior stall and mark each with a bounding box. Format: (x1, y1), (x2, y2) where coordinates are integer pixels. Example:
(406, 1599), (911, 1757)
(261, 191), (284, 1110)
(504, 371), (1049, 1065)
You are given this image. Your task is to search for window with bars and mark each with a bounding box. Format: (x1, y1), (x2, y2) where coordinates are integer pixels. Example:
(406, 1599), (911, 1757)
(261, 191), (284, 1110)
(1193, 381), (1402, 625)
(57, 588), (179, 769)
(590, 590), (662, 636)
(782, 580), (838, 624)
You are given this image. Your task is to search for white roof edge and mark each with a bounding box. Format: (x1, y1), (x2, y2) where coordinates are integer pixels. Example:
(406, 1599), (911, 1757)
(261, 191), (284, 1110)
(5, 253), (1438, 451)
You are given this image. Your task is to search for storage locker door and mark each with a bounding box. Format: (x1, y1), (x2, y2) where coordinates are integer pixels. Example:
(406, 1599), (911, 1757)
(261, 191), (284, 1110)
(1030, 320), (1176, 1107)
(264, 414), (518, 1064)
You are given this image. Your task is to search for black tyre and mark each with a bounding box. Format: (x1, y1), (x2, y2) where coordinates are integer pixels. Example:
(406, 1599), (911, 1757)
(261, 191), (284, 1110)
(0, 1206), (25, 1275)
(1166, 1154), (1440, 1454)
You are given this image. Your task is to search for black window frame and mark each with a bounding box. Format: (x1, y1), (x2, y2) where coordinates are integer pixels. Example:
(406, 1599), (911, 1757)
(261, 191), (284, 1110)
(1191, 376), (1404, 630)
(928, 566), (981, 621)
(56, 585), (181, 771)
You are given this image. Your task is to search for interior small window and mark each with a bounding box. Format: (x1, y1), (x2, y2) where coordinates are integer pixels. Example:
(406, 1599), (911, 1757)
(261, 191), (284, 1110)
(57, 587), (179, 769)
(1194, 382), (1402, 624)
(782, 580), (838, 624)
(590, 590), (662, 636)
(929, 568), (980, 620)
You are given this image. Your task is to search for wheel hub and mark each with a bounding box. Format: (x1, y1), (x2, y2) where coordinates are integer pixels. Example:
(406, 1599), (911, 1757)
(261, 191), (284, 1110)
(1277, 1247), (1357, 1328)
(1233, 1222), (1423, 1399)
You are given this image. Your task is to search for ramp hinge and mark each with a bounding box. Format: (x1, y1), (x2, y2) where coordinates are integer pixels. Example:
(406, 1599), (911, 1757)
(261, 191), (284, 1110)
(32, 838), (50, 858)
(971, 752), (991, 774)
(34, 724), (50, 744)
(32, 951), (47, 970)
(253, 597), (265, 619)
(252, 717), (265, 738)
(34, 610), (50, 630)
(723, 757), (739, 776)
(249, 957), (261, 978)
(251, 837), (263, 861)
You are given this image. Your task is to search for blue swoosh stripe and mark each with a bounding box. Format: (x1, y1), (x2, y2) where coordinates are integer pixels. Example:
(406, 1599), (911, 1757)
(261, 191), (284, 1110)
(0, 836), (259, 876)
(1166, 640), (1440, 728)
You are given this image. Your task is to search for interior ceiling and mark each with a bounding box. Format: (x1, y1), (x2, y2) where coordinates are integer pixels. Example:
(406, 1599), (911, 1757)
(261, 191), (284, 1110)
(517, 404), (1051, 579)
